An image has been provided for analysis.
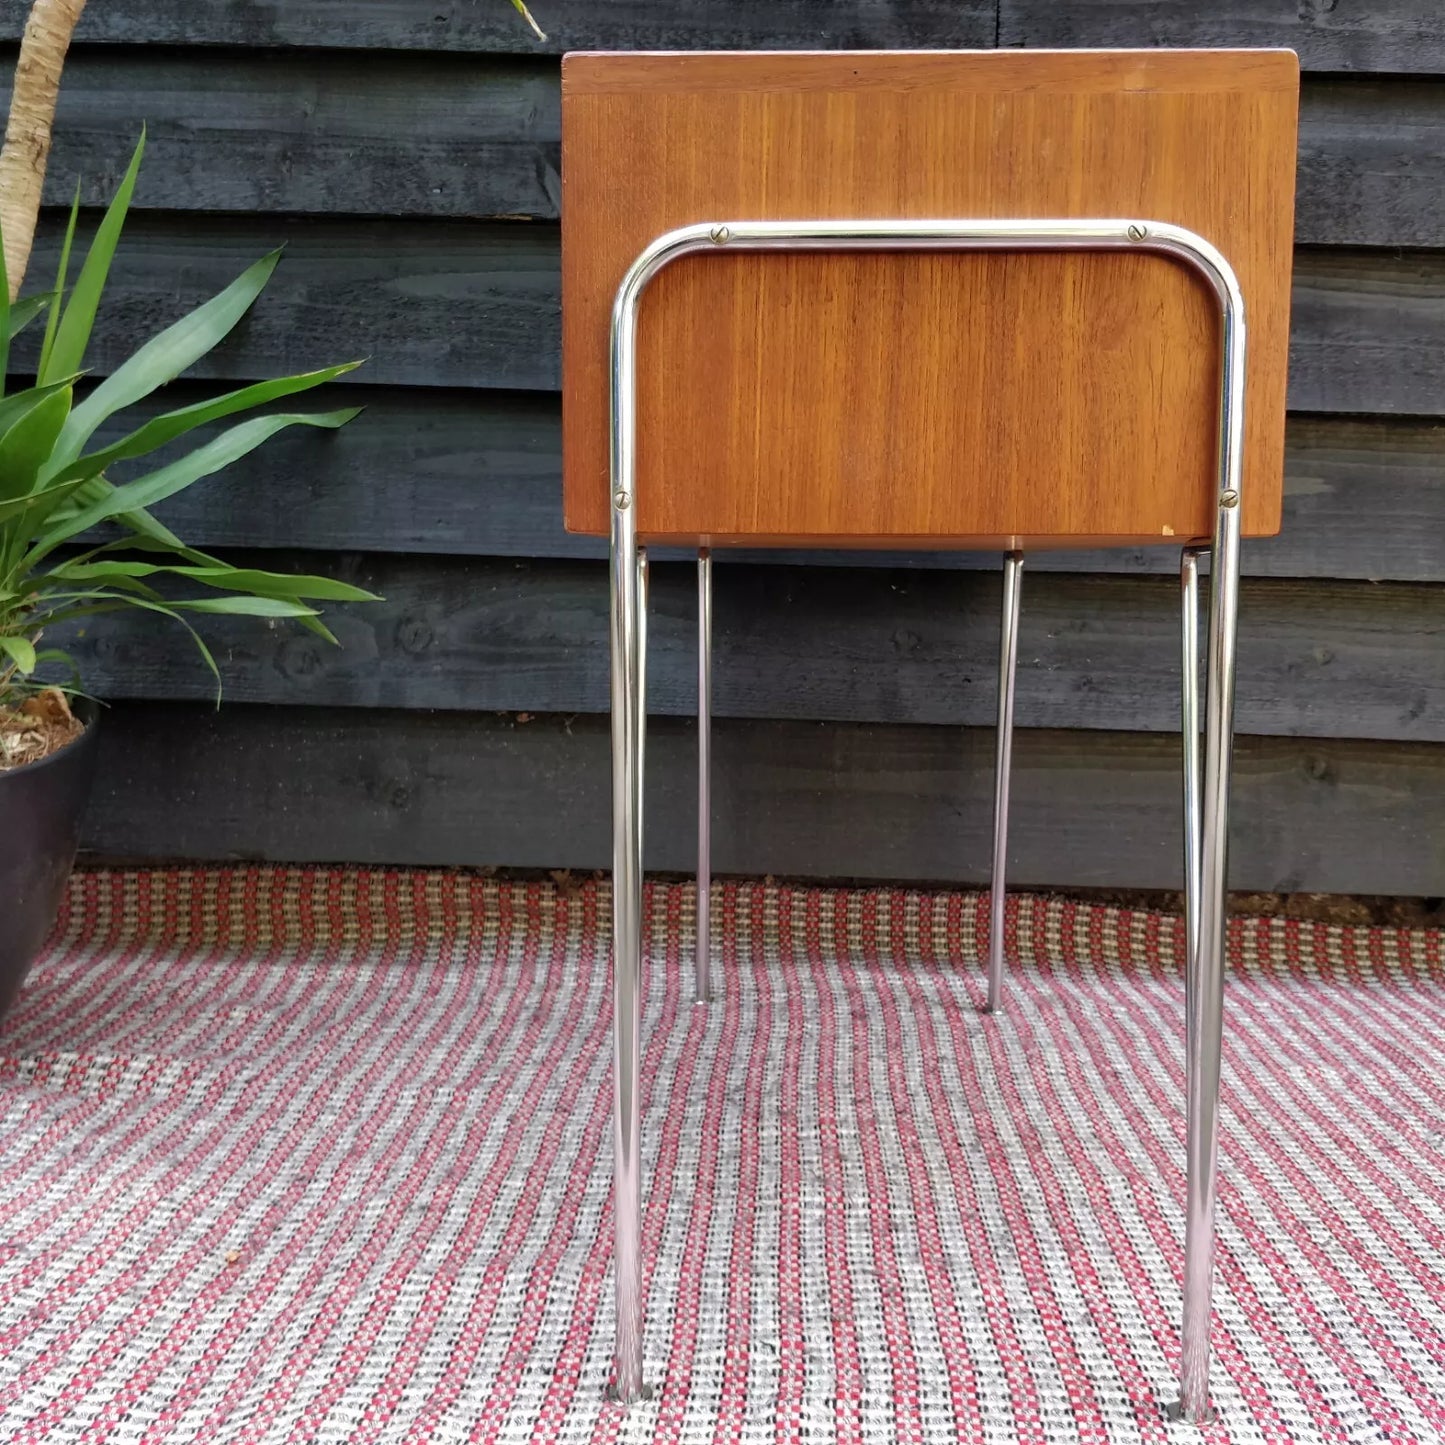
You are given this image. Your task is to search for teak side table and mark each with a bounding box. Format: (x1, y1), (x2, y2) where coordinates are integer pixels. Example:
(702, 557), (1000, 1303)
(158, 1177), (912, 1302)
(561, 49), (1300, 1424)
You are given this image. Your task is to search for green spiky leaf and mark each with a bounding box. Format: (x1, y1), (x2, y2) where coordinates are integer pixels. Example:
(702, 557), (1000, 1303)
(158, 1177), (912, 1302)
(52, 247), (286, 469)
(0, 384), (72, 503)
(37, 188), (81, 383)
(50, 362), (362, 485)
(50, 559), (378, 603)
(43, 135), (145, 383)
(0, 634), (36, 673)
(28, 408), (359, 563)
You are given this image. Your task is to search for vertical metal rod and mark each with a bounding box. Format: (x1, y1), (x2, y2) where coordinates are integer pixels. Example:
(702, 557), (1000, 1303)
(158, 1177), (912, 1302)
(606, 531), (647, 1404)
(638, 548), (648, 868)
(1174, 275), (1247, 1429)
(986, 550), (1024, 1014)
(1180, 547), (1204, 997)
(609, 308), (646, 1408)
(695, 548), (712, 1004)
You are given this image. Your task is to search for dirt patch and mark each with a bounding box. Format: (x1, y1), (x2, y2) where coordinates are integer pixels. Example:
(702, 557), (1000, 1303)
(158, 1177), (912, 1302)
(0, 688), (84, 771)
(1057, 886), (1443, 929)
(346, 867), (1443, 931)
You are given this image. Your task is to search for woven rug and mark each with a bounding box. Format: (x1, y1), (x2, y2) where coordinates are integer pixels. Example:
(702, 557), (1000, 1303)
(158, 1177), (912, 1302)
(1, 870), (1442, 1445)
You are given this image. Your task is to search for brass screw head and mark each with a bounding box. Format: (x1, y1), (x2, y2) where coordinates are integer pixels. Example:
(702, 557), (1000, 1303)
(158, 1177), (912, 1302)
(710, 224), (731, 244)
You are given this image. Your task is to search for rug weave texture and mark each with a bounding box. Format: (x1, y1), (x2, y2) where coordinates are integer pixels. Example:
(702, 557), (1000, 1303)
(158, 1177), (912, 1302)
(1, 868), (1443, 1445)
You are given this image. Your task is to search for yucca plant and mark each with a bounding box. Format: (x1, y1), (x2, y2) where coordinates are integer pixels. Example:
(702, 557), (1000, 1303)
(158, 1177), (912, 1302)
(0, 132), (376, 727)
(510, 0), (545, 38)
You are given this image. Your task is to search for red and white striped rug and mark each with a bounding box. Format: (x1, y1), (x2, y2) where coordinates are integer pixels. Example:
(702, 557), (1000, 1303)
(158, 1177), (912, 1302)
(1, 868), (1442, 1444)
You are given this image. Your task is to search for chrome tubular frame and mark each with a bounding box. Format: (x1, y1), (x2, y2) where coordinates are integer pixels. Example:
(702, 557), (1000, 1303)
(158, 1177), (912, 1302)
(609, 217), (1246, 1421)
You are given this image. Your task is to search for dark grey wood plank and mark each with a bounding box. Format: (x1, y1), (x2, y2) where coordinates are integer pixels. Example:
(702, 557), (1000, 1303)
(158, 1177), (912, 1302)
(6, 51), (562, 222)
(10, 57), (1445, 247)
(83, 704), (1445, 895)
(1266, 417), (1445, 584)
(127, 396), (1445, 584)
(18, 0), (1445, 72)
(17, 216), (1445, 417)
(1298, 80), (1445, 249)
(18, 214), (561, 393)
(49, 558), (1445, 742)
(1290, 249), (1445, 418)
(999, 0), (1445, 73)
(95, 385), (571, 555)
(0, 2), (995, 54)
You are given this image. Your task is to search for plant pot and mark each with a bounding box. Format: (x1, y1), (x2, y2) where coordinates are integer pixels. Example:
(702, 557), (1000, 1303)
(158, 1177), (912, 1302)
(0, 697), (100, 1020)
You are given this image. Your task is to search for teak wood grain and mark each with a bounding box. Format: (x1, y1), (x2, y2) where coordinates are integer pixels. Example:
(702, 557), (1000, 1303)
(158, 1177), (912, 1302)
(561, 50), (1300, 546)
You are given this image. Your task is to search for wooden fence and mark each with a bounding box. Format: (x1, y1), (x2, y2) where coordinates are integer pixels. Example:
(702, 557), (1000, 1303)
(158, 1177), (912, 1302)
(3, 1), (1441, 893)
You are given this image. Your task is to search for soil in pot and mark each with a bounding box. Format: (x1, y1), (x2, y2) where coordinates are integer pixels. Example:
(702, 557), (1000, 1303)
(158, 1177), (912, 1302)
(0, 691), (99, 1020)
(0, 688), (84, 768)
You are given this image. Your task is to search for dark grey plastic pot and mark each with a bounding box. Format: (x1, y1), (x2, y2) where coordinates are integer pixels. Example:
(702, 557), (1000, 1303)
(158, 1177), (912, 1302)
(0, 698), (99, 1020)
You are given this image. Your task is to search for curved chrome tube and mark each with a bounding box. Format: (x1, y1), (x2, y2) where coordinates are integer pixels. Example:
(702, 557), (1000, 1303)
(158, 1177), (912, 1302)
(608, 217), (1245, 1420)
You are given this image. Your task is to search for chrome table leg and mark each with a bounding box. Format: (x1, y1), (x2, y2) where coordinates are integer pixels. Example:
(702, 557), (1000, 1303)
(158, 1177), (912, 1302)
(1173, 265), (1246, 1426)
(608, 516), (647, 1400)
(696, 548), (712, 1005)
(1180, 547), (1205, 997)
(986, 550), (1024, 1014)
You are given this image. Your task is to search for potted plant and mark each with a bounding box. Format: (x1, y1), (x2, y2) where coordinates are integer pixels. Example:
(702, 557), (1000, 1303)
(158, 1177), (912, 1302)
(0, 133), (375, 1016)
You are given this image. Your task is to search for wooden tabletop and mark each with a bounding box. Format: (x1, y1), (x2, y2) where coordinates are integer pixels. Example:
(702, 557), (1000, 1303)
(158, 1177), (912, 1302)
(561, 50), (1300, 547)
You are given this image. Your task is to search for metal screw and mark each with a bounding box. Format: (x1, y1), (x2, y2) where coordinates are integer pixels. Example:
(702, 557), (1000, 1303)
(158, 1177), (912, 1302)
(613, 489), (631, 510)
(1220, 490), (1239, 508)
(710, 224), (731, 244)
(1127, 223), (1148, 242)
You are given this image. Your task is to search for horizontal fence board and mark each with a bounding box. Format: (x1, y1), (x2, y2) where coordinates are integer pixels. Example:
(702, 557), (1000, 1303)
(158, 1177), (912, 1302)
(125, 396), (1445, 583)
(82, 704), (1445, 895)
(1297, 79), (1445, 248)
(50, 558), (1445, 742)
(10, 0), (1444, 70)
(17, 217), (1445, 417)
(0, 2), (997, 54)
(5, 51), (563, 222)
(1290, 249), (1445, 417)
(999, 0), (1445, 73)
(18, 215), (563, 392)
(118, 385), (570, 555)
(8, 57), (1445, 246)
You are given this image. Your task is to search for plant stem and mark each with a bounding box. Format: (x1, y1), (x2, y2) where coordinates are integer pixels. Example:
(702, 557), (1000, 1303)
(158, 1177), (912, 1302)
(0, 0), (88, 300)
